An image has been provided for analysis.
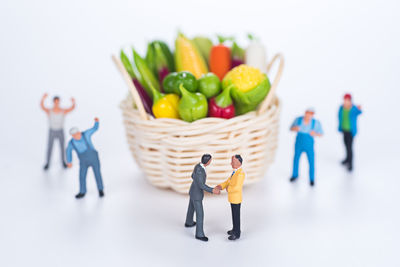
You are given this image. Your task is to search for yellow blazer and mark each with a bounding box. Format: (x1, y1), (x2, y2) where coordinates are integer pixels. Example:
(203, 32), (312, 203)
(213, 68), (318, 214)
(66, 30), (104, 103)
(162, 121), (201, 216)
(219, 168), (245, 204)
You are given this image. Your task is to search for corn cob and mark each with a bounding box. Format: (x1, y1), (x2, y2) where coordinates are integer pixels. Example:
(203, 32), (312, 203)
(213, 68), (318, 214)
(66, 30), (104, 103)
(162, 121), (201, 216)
(175, 33), (208, 79)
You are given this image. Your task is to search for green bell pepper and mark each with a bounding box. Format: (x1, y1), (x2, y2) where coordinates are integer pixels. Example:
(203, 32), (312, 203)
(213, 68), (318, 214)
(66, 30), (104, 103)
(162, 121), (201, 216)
(178, 84), (208, 122)
(163, 71), (198, 95)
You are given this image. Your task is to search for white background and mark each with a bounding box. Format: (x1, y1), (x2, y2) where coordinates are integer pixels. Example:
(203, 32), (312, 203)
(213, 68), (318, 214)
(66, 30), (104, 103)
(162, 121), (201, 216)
(0, 0), (399, 266)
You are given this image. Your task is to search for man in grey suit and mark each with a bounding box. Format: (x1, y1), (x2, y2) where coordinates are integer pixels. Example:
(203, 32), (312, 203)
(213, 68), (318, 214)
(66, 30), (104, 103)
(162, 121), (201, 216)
(185, 154), (220, 242)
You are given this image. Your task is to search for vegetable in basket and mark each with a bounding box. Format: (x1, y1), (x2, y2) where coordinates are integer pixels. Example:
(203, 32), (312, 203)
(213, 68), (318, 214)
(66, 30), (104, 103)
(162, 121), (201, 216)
(209, 35), (232, 80)
(208, 85), (235, 119)
(192, 36), (213, 64)
(178, 84), (208, 122)
(175, 32), (208, 79)
(150, 85), (180, 119)
(198, 73), (221, 99)
(231, 41), (245, 68)
(163, 71), (198, 95)
(120, 50), (153, 115)
(245, 34), (267, 73)
(145, 41), (175, 86)
(132, 48), (161, 98)
(222, 64), (271, 115)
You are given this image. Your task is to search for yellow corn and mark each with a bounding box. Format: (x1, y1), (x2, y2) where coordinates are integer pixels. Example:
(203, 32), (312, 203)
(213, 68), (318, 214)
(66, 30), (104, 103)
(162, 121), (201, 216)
(223, 64), (265, 92)
(175, 33), (208, 79)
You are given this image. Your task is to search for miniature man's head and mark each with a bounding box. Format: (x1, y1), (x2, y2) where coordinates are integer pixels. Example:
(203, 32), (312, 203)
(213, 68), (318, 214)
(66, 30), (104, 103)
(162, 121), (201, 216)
(231, 155), (243, 169)
(53, 96), (60, 107)
(201, 154), (212, 167)
(343, 94), (352, 109)
(69, 127), (82, 140)
(304, 107), (315, 120)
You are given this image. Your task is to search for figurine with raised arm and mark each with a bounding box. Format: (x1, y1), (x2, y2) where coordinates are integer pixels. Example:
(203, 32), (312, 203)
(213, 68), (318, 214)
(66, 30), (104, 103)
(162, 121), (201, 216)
(338, 94), (362, 171)
(215, 155), (245, 241)
(66, 118), (104, 199)
(40, 93), (75, 170)
(185, 154), (220, 242)
(289, 108), (323, 186)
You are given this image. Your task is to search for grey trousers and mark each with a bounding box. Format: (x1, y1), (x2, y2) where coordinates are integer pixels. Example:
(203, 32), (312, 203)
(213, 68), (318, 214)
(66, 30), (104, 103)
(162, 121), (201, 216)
(46, 129), (66, 165)
(185, 198), (205, 237)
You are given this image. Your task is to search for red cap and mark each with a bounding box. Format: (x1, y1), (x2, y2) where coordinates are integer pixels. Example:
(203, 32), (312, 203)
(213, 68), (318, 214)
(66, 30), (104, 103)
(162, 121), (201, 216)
(344, 93), (352, 100)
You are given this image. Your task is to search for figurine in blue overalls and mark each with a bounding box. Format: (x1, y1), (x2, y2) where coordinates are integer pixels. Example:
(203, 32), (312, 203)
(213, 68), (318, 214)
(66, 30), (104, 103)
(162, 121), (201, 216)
(289, 108), (323, 186)
(66, 118), (104, 199)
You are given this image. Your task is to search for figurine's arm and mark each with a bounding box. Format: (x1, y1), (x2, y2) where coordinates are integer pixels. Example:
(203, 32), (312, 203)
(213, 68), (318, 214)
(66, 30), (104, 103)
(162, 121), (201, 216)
(218, 178), (230, 190)
(40, 93), (50, 114)
(64, 97), (76, 114)
(84, 118), (99, 137)
(195, 168), (213, 193)
(311, 120), (323, 137)
(290, 117), (300, 132)
(355, 105), (362, 115)
(66, 141), (74, 166)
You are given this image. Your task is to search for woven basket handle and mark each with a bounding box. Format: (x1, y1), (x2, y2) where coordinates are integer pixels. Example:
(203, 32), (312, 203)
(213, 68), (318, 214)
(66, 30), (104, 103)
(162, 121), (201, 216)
(257, 53), (285, 115)
(112, 55), (149, 120)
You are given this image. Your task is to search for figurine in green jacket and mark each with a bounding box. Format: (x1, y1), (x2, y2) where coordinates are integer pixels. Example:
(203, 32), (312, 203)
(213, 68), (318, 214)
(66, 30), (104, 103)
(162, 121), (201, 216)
(338, 94), (362, 171)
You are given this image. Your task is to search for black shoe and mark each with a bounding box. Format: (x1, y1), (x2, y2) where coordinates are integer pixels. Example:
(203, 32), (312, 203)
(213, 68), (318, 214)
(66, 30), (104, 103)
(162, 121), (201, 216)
(310, 181), (314, 186)
(347, 165), (353, 172)
(227, 230), (234, 235)
(75, 193), (85, 199)
(62, 162), (68, 169)
(43, 164), (49, 170)
(341, 159), (349, 165)
(290, 176), (298, 182)
(185, 222), (196, 228)
(99, 190), (104, 197)
(195, 236), (208, 242)
(228, 234), (240, 241)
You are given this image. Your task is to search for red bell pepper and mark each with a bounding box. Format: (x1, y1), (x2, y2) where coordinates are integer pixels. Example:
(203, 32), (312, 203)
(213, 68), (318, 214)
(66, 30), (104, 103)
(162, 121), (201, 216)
(208, 85), (235, 119)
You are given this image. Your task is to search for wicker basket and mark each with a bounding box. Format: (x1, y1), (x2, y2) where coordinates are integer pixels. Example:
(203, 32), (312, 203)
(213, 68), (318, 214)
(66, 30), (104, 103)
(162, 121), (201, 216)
(113, 53), (284, 194)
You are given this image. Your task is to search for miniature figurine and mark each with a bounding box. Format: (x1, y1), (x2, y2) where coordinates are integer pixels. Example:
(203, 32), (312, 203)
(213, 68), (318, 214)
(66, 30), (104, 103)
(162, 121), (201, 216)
(40, 93), (75, 170)
(289, 108), (323, 186)
(338, 94), (362, 171)
(185, 154), (220, 242)
(216, 155), (245, 241)
(66, 118), (104, 199)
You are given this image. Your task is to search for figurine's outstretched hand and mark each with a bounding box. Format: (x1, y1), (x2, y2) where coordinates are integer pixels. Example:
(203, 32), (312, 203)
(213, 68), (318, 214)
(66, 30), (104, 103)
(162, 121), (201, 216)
(310, 131), (322, 137)
(291, 126), (300, 132)
(94, 117), (99, 122)
(67, 163), (72, 168)
(212, 187), (220, 195)
(71, 97), (75, 103)
(40, 93), (50, 113)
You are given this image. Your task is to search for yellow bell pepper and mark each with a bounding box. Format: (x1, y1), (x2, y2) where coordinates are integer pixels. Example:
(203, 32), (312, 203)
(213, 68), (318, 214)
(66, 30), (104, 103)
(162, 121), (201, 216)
(150, 85), (180, 119)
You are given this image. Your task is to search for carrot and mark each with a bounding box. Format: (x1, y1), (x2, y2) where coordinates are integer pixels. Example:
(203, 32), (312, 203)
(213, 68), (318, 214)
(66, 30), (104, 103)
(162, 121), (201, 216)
(210, 36), (232, 80)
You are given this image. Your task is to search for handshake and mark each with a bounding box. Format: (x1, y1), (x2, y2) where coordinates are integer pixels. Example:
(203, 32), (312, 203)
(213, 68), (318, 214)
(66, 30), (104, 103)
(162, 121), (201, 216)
(212, 185), (222, 195)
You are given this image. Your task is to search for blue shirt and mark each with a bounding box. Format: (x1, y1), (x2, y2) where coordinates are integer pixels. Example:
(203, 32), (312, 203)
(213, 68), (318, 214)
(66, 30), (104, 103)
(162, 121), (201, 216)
(290, 116), (323, 135)
(338, 105), (362, 136)
(66, 122), (99, 163)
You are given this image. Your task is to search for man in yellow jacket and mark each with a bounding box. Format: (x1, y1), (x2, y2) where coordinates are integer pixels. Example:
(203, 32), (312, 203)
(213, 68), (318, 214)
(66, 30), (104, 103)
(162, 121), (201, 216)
(216, 155), (245, 241)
